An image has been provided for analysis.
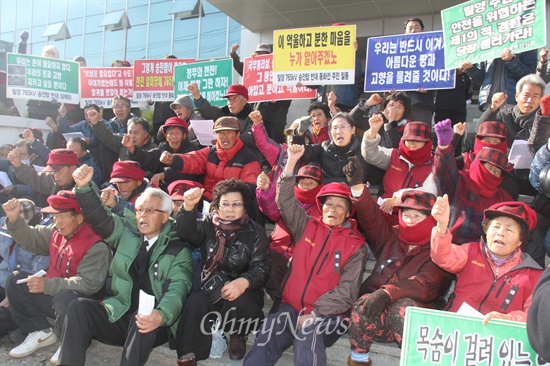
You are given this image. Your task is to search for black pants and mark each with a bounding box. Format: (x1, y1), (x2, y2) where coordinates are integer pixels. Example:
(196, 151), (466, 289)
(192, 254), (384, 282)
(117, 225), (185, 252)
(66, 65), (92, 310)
(6, 271), (84, 337)
(58, 298), (168, 366)
(175, 289), (265, 360)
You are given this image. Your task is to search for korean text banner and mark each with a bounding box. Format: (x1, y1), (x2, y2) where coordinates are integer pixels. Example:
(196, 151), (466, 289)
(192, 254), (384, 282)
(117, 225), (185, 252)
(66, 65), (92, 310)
(273, 25), (356, 86)
(79, 67), (136, 108)
(173, 58), (232, 107)
(365, 31), (456, 92)
(401, 307), (543, 365)
(133, 58), (195, 102)
(441, 0), (546, 69)
(7, 53), (79, 104)
(243, 54), (316, 103)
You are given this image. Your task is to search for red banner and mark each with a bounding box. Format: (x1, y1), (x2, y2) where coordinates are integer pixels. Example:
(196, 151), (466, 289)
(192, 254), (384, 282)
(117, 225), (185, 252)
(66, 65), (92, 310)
(133, 58), (195, 101)
(79, 67), (135, 108)
(243, 54), (315, 103)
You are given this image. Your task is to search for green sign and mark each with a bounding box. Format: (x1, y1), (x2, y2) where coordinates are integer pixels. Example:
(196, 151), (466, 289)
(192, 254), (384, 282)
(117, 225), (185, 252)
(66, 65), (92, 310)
(6, 53), (80, 103)
(174, 58), (233, 107)
(441, 0), (546, 69)
(401, 307), (544, 365)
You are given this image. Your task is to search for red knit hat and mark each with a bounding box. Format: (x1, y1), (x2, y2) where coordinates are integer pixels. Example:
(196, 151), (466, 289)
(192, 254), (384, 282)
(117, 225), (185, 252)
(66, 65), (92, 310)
(296, 164), (324, 183)
(484, 201), (537, 231)
(402, 121), (431, 142)
(161, 117), (189, 136)
(316, 182), (354, 215)
(476, 121), (506, 140)
(222, 84), (248, 100)
(394, 190), (436, 213)
(41, 191), (82, 214)
(44, 149), (79, 171)
(167, 180), (204, 201)
(109, 161), (145, 183)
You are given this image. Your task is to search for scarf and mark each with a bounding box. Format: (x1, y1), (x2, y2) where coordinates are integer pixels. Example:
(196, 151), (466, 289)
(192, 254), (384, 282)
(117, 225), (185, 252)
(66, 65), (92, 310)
(511, 105), (538, 129)
(398, 214), (437, 245)
(294, 184), (323, 205)
(473, 138), (508, 155)
(215, 138), (244, 163)
(398, 139), (433, 166)
(489, 248), (519, 267)
(468, 160), (503, 198)
(202, 212), (249, 282)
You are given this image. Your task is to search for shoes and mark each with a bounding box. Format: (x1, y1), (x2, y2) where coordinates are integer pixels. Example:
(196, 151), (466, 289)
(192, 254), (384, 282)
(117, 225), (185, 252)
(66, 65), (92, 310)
(348, 355), (372, 366)
(228, 333), (247, 360)
(9, 328), (57, 358)
(50, 346), (61, 365)
(177, 352), (196, 366)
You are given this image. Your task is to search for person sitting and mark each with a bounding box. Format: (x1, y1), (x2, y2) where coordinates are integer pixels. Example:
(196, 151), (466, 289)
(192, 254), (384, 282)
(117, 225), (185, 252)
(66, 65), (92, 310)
(57, 164), (192, 366)
(167, 179), (204, 218)
(156, 95), (202, 143)
(19, 128), (50, 167)
(9, 148), (80, 206)
(0, 199), (49, 338)
(161, 116), (261, 203)
(188, 83), (256, 149)
(2, 191), (110, 361)
(350, 92), (412, 149)
(244, 145), (367, 366)
(66, 137), (102, 186)
(296, 101), (332, 144)
(344, 158), (453, 366)
(175, 178), (270, 364)
(99, 161), (148, 216)
(433, 119), (513, 244)
(128, 117), (202, 189)
(431, 195), (543, 323)
(362, 120), (435, 216)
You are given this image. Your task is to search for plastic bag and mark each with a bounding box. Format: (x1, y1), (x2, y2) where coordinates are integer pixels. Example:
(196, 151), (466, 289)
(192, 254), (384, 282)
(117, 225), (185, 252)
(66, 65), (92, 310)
(209, 316), (228, 358)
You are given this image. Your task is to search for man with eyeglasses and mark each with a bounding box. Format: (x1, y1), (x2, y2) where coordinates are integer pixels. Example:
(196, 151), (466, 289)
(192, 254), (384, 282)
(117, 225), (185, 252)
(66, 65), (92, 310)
(57, 164), (193, 366)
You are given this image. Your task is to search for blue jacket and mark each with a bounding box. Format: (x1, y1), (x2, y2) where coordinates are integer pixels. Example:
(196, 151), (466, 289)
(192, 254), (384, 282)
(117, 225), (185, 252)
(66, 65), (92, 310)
(467, 50), (537, 110)
(529, 143), (550, 194)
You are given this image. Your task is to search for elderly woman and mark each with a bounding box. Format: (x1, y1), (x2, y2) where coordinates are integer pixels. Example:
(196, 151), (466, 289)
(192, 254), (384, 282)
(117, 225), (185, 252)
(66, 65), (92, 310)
(362, 119), (435, 214)
(244, 145), (368, 366)
(345, 157), (453, 366)
(300, 112), (383, 185)
(431, 195), (543, 323)
(175, 178), (270, 365)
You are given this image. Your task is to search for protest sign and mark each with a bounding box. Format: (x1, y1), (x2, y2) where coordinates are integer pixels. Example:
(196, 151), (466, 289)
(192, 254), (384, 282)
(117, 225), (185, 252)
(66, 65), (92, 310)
(401, 307), (546, 366)
(365, 31), (455, 92)
(79, 67), (136, 108)
(243, 54), (315, 103)
(272, 25), (356, 86)
(133, 58), (195, 102)
(441, 0), (546, 69)
(173, 58), (232, 107)
(6, 53), (79, 104)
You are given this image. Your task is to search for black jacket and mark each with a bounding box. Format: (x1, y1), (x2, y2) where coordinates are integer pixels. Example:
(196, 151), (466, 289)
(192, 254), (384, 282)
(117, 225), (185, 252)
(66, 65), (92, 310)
(176, 209), (270, 291)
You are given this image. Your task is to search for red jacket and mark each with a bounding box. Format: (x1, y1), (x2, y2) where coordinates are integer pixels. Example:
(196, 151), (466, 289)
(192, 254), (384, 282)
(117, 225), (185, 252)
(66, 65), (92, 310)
(447, 240), (543, 314)
(46, 223), (102, 279)
(282, 217), (365, 314)
(381, 149), (432, 199)
(173, 139), (261, 201)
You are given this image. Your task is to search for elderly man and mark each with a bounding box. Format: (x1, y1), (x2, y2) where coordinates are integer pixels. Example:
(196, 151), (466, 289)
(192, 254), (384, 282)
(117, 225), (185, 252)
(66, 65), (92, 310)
(160, 116), (261, 202)
(66, 137), (102, 186)
(128, 117), (202, 188)
(2, 191), (110, 360)
(8, 148), (80, 207)
(56, 164), (192, 366)
(155, 95), (202, 143)
(100, 160), (148, 216)
(188, 83), (256, 149)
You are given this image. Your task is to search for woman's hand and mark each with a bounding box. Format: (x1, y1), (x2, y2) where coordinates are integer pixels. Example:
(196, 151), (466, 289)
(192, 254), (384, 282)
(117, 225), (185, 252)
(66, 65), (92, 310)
(256, 172), (270, 192)
(431, 194), (450, 235)
(284, 144), (305, 175)
(249, 110), (263, 126)
(482, 311), (513, 325)
(379, 197), (396, 214)
(221, 278), (249, 301)
(183, 187), (205, 211)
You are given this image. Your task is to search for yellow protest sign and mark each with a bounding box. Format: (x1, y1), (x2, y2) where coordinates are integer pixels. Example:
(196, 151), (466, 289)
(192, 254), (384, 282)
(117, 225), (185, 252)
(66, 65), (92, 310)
(273, 25), (356, 86)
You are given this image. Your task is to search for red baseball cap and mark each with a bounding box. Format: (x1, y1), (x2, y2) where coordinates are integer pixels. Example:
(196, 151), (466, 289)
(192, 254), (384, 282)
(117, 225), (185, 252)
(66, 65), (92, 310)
(222, 84), (248, 100)
(109, 161), (145, 183)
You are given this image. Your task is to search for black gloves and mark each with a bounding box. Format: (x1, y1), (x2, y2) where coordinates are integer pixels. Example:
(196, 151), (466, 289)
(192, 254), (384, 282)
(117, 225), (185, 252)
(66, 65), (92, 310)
(343, 156), (365, 186)
(356, 289), (391, 318)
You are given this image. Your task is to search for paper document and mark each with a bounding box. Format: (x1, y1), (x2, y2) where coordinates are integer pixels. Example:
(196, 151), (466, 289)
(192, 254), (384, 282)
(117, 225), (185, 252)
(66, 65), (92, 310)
(62, 132), (85, 141)
(16, 269), (47, 284)
(190, 120), (216, 146)
(34, 165), (46, 173)
(138, 290), (155, 315)
(508, 140), (533, 170)
(0, 171), (12, 188)
(456, 302), (483, 318)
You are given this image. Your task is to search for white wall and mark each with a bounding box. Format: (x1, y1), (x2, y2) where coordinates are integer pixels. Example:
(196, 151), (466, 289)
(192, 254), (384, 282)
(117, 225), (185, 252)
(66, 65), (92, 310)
(0, 115), (49, 147)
